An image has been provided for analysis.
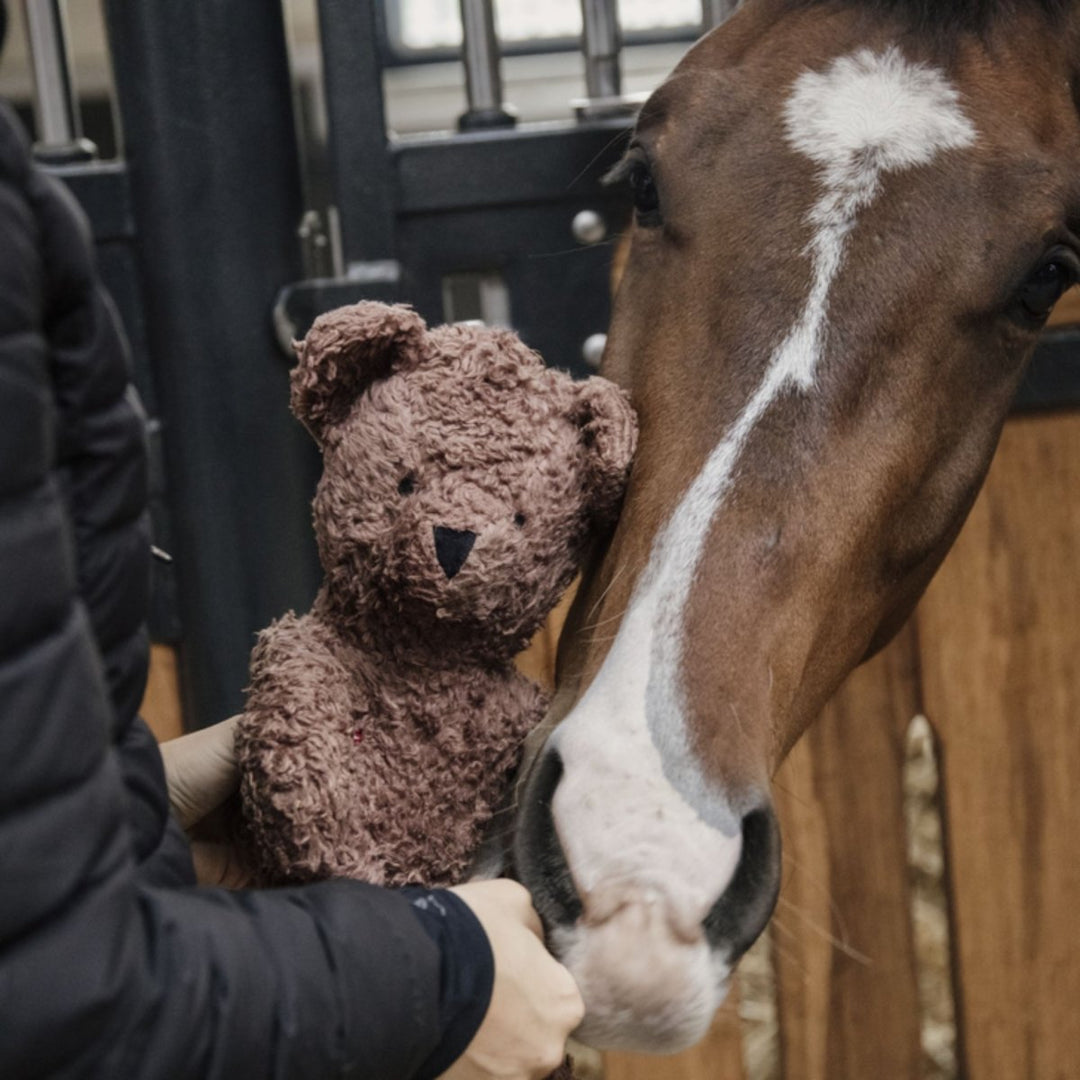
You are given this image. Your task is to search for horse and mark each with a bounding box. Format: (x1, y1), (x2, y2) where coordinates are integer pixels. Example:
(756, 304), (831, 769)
(511, 0), (1080, 1054)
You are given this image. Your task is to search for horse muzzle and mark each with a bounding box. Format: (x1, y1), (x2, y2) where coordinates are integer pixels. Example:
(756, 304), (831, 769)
(514, 745), (781, 1053)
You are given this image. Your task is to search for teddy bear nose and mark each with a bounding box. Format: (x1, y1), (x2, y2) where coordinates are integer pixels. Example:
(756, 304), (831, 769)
(433, 526), (477, 580)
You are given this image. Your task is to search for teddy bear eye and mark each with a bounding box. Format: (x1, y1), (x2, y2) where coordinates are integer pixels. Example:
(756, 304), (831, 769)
(514, 512), (526, 528)
(398, 472), (416, 496)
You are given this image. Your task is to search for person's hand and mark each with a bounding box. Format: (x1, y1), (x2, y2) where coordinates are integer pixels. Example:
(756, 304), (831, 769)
(159, 716), (251, 887)
(441, 880), (584, 1080)
(161, 715), (239, 829)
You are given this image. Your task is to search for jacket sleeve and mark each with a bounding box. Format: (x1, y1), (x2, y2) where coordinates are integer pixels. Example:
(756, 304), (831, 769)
(0, 104), (490, 1079)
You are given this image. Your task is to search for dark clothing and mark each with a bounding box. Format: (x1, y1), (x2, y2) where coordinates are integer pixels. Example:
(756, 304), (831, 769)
(0, 84), (490, 1080)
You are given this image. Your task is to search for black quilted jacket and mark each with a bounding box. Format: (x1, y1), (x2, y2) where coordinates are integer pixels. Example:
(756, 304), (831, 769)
(0, 46), (490, 1079)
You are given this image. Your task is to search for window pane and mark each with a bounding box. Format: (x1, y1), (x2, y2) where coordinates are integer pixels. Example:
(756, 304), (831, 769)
(395, 0), (701, 51)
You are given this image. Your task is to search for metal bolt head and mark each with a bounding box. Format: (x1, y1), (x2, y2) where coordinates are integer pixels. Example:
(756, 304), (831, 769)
(582, 333), (607, 370)
(572, 209), (607, 245)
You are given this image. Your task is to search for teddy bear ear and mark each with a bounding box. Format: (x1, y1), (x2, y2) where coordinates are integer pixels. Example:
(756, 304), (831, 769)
(290, 302), (427, 443)
(570, 376), (638, 524)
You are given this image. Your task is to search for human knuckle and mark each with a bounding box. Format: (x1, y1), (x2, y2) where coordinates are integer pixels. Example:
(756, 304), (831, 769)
(501, 879), (532, 904)
(539, 1044), (566, 1074)
(556, 967), (581, 998)
(566, 994), (586, 1027)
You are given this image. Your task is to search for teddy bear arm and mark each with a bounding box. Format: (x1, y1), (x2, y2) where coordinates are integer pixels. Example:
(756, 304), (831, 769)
(507, 670), (552, 735)
(237, 620), (374, 882)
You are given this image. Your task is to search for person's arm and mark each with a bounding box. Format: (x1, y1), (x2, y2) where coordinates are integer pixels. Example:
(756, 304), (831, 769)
(0, 103), (458, 1079)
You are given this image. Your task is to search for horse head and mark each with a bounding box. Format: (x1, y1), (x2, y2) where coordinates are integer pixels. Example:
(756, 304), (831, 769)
(515, 0), (1080, 1052)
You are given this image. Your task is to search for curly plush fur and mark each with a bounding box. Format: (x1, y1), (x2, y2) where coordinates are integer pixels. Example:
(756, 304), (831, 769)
(236, 302), (637, 888)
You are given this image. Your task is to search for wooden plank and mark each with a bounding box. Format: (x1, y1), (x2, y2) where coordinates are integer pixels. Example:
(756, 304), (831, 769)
(603, 989), (747, 1080)
(516, 580), (579, 692)
(916, 412), (1080, 1079)
(772, 627), (923, 1080)
(140, 642), (185, 742)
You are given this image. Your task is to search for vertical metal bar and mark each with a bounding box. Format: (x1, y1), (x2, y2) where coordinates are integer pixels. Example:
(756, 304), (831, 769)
(457, 0), (515, 131)
(573, 0), (638, 119)
(580, 0), (621, 101)
(702, 0), (742, 31)
(22, 0), (96, 162)
(316, 0), (398, 271)
(104, 0), (321, 728)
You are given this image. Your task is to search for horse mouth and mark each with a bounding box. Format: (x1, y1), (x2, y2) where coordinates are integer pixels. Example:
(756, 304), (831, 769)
(550, 900), (732, 1054)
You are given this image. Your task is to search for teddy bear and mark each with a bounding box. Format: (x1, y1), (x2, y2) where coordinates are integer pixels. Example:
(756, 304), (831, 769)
(235, 301), (637, 891)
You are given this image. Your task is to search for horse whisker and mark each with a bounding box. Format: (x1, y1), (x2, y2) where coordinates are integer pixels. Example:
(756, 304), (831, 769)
(775, 895), (872, 966)
(575, 605), (630, 634)
(769, 778), (814, 810)
(780, 850), (859, 947)
(527, 241), (617, 260)
(763, 931), (813, 985)
(585, 560), (629, 622)
(565, 126), (633, 191)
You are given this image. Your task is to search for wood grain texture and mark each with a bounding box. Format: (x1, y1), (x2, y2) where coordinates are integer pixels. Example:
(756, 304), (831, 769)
(603, 989), (747, 1080)
(140, 643), (185, 742)
(916, 412), (1080, 1079)
(771, 626), (923, 1080)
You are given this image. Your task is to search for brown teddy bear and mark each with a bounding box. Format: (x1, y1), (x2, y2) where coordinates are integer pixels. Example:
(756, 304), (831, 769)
(236, 302), (636, 890)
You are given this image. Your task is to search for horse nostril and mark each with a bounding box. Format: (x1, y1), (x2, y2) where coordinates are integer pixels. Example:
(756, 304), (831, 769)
(704, 803), (781, 963)
(433, 526), (476, 579)
(513, 747), (583, 930)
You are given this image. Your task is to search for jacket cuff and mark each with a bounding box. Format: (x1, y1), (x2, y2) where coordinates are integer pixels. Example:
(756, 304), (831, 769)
(402, 888), (495, 1079)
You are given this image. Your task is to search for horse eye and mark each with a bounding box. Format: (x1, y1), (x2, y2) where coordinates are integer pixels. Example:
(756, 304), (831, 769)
(1019, 256), (1076, 321)
(604, 147), (663, 228)
(398, 472), (416, 496)
(629, 161), (662, 226)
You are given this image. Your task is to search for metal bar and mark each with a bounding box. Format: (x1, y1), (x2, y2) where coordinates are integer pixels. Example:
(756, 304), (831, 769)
(580, 0), (621, 101)
(457, 0), (515, 130)
(22, 0), (96, 161)
(23, 0), (77, 144)
(378, 29), (700, 70)
(316, 0), (399, 269)
(702, 0), (742, 31)
(394, 120), (631, 214)
(574, 0), (641, 119)
(104, 0), (320, 728)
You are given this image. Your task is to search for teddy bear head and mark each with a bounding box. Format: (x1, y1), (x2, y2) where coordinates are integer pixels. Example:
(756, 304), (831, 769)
(291, 302), (637, 662)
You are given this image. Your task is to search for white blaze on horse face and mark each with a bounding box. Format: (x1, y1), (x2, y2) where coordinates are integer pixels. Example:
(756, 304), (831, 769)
(551, 47), (976, 974)
(780, 46), (977, 388)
